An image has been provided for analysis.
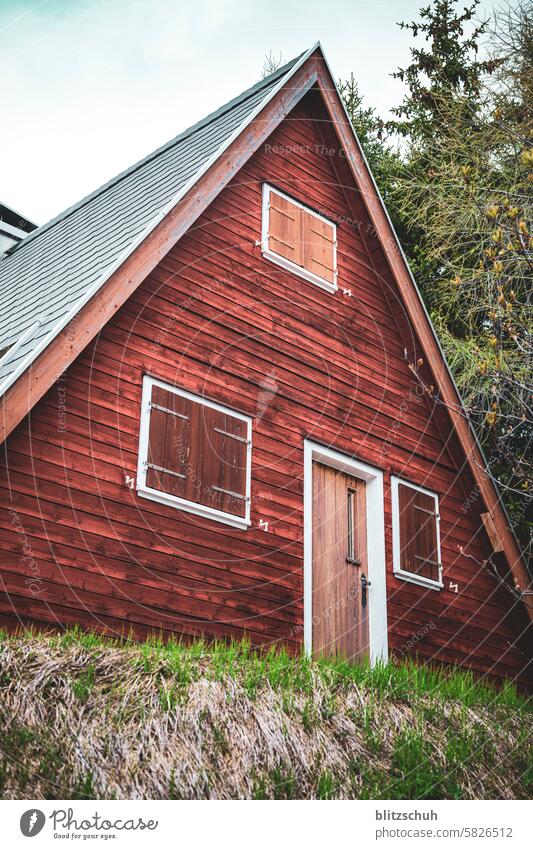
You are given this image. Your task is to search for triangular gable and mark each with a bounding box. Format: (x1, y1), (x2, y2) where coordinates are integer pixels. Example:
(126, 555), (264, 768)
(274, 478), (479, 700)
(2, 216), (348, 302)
(0, 44), (529, 619)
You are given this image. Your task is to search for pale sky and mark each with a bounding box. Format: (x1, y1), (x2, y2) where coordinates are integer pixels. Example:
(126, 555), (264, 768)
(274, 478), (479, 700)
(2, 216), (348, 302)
(1, 0), (489, 225)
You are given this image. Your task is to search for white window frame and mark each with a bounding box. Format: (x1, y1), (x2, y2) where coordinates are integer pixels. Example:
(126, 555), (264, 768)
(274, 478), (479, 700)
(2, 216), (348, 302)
(261, 183), (338, 293)
(391, 475), (443, 590)
(137, 375), (252, 530)
(303, 440), (388, 664)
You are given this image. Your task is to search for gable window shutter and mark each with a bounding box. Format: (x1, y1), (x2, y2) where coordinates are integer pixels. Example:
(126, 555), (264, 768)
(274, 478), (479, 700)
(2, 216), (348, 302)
(265, 186), (336, 288)
(268, 191), (302, 266)
(301, 207), (335, 284)
(398, 483), (441, 582)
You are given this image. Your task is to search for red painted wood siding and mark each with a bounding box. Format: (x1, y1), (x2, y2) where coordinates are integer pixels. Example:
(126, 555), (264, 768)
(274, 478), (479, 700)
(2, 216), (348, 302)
(0, 91), (530, 684)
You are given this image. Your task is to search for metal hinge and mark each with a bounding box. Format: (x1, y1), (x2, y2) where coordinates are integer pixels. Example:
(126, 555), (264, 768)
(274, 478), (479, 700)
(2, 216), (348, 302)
(214, 427), (250, 445)
(414, 503), (437, 517)
(211, 486), (248, 501)
(415, 555), (441, 567)
(149, 402), (189, 420)
(145, 462), (186, 480)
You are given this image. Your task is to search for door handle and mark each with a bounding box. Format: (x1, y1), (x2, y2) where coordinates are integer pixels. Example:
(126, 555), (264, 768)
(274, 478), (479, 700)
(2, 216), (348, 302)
(361, 573), (371, 608)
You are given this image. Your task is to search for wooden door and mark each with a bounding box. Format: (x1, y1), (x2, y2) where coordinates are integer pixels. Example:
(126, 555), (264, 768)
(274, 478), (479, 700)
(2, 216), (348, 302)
(312, 462), (369, 661)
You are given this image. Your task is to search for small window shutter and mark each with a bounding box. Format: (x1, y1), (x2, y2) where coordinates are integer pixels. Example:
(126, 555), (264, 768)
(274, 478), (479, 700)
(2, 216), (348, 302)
(268, 190), (302, 266)
(301, 209), (335, 283)
(146, 385), (191, 498)
(268, 188), (336, 284)
(398, 483), (440, 582)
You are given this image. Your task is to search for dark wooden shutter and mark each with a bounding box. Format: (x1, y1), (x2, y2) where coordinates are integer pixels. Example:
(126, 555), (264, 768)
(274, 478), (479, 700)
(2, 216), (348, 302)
(198, 406), (248, 518)
(146, 385), (248, 519)
(146, 384), (190, 498)
(398, 483), (440, 582)
(268, 191), (301, 265)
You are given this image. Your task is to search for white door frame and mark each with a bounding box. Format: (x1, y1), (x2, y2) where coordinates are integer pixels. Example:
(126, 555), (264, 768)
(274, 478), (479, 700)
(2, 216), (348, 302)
(303, 439), (388, 663)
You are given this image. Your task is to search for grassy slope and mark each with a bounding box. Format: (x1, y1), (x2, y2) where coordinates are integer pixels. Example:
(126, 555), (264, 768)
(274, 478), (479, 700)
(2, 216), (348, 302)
(0, 630), (531, 800)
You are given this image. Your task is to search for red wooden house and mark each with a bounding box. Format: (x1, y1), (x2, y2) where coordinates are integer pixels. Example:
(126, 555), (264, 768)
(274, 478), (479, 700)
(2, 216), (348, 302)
(0, 45), (531, 684)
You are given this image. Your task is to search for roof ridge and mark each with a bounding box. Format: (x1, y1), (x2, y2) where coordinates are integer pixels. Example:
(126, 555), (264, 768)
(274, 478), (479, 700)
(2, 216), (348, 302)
(6, 53), (303, 259)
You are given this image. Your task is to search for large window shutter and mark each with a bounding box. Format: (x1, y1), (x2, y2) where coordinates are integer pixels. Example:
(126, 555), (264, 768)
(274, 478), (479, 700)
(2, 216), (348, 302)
(199, 407), (248, 518)
(398, 483), (440, 582)
(146, 384), (190, 498)
(144, 382), (249, 521)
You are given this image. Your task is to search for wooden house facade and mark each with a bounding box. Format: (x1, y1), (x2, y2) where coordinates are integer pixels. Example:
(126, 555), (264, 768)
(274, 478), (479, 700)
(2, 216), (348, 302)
(0, 45), (531, 685)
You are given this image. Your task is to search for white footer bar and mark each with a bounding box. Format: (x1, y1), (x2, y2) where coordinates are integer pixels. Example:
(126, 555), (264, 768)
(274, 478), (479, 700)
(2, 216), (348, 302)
(1, 799), (531, 848)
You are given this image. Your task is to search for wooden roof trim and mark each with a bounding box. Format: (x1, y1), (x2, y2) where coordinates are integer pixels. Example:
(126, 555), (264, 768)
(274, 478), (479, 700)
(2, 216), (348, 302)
(313, 56), (532, 620)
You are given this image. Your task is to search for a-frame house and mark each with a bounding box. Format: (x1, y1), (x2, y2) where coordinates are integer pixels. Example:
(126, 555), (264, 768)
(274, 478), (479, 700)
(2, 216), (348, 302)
(0, 44), (531, 685)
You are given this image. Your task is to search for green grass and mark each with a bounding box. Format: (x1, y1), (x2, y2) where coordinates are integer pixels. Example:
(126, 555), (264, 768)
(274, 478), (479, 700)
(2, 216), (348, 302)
(0, 626), (529, 710)
(0, 628), (531, 800)
(72, 665), (95, 702)
(386, 728), (448, 799)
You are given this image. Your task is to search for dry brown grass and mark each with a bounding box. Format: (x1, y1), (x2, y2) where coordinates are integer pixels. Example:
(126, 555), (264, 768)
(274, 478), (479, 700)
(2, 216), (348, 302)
(0, 633), (531, 799)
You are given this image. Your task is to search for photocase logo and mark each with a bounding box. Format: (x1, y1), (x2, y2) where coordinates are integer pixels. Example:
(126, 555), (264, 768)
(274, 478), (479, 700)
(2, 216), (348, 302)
(20, 809), (46, 837)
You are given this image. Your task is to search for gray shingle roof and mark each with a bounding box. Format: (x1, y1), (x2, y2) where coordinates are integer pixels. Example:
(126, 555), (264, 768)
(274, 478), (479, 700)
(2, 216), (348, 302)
(0, 51), (307, 393)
